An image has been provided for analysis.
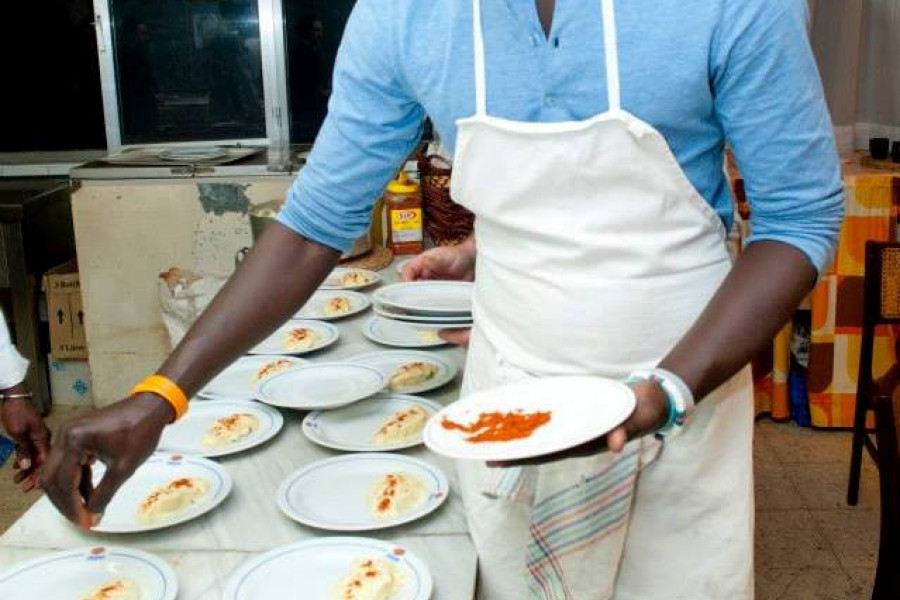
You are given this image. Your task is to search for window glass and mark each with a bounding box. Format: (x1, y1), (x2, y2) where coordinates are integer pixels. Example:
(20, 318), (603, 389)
(111, 0), (266, 144)
(283, 0), (356, 143)
(0, 0), (105, 152)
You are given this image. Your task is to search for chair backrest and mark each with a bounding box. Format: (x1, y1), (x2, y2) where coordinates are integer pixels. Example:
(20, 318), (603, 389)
(865, 242), (900, 325)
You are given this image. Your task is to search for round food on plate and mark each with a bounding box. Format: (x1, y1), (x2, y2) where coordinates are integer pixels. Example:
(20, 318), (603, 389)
(222, 538), (432, 600)
(348, 351), (457, 394)
(388, 361), (438, 391)
(332, 557), (399, 600)
(321, 268), (381, 290)
(0, 546), (177, 600)
(285, 326), (323, 352)
(157, 401), (284, 458)
(249, 321), (338, 356)
(137, 477), (210, 525)
(80, 579), (141, 600)
(202, 413), (260, 448)
(277, 453), (448, 531)
(369, 472), (427, 520)
(323, 295), (353, 317)
(250, 358), (296, 384)
(302, 394), (442, 452)
(374, 406), (429, 447)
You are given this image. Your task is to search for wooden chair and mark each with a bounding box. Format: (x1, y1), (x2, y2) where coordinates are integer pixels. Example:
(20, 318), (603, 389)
(873, 388), (900, 599)
(848, 242), (900, 506)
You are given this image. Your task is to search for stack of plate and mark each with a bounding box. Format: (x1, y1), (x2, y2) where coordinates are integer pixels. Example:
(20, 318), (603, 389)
(372, 281), (473, 330)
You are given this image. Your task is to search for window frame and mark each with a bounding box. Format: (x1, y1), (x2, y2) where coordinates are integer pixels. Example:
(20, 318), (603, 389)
(92, 0), (290, 151)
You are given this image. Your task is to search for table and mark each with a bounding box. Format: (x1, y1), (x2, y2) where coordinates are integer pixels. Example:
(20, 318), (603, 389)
(0, 263), (478, 599)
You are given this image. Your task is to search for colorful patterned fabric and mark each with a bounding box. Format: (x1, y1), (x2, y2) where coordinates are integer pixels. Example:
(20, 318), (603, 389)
(807, 175), (900, 428)
(753, 323), (793, 420)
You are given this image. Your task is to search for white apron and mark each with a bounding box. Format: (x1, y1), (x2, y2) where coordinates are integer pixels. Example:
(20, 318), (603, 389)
(449, 1), (755, 599)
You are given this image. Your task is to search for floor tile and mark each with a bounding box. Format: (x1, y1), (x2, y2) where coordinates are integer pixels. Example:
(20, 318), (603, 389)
(756, 567), (869, 600)
(755, 510), (841, 570)
(759, 422), (852, 465)
(782, 463), (880, 511)
(811, 509), (880, 570)
(755, 460), (807, 511)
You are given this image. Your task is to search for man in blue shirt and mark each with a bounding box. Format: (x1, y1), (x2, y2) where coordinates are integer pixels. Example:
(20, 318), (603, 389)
(44, 1), (843, 598)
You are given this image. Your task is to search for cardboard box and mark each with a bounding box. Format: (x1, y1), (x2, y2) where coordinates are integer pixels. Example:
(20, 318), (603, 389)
(48, 355), (93, 406)
(43, 259), (88, 359)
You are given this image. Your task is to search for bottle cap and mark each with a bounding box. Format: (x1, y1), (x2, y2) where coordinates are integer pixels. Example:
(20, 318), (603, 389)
(386, 171), (419, 194)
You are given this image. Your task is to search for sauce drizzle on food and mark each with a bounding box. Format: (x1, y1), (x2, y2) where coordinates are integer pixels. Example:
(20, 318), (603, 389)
(441, 410), (552, 443)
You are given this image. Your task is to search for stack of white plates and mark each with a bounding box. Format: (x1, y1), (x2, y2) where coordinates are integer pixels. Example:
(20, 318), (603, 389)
(371, 281), (473, 330)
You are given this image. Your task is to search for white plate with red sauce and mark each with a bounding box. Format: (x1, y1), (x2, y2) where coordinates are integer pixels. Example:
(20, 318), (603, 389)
(424, 376), (636, 462)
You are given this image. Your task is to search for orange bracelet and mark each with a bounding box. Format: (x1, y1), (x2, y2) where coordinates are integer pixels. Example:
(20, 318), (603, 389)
(130, 374), (189, 421)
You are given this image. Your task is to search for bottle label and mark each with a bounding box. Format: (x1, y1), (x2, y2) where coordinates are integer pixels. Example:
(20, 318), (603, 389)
(390, 207), (423, 243)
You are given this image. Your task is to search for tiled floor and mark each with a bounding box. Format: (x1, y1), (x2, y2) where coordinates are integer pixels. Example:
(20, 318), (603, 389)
(0, 412), (881, 598)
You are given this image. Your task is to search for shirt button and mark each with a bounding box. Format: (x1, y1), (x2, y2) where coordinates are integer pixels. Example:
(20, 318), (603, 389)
(544, 95), (556, 107)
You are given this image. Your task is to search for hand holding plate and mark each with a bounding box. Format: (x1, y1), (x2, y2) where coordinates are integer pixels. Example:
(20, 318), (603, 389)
(490, 379), (669, 467)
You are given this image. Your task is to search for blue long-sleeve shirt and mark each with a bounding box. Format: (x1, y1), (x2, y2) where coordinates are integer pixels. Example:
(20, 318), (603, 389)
(279, 0), (844, 273)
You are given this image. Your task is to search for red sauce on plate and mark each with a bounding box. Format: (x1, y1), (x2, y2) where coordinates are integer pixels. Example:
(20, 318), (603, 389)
(441, 410), (552, 443)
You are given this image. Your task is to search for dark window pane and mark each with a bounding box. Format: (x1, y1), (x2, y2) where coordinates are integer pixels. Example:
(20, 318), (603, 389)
(0, 0), (105, 152)
(111, 0), (266, 144)
(283, 1), (355, 144)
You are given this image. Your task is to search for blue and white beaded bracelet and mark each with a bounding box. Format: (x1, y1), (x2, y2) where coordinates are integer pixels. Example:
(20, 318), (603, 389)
(627, 368), (695, 438)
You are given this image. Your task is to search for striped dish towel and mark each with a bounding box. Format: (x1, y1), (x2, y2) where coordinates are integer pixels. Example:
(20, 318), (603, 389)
(483, 445), (647, 600)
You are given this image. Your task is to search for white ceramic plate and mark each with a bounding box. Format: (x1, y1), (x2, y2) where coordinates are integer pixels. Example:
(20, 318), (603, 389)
(347, 350), (457, 394)
(319, 267), (382, 290)
(0, 546), (177, 600)
(157, 401), (283, 458)
(223, 537), (432, 600)
(362, 317), (448, 349)
(424, 376), (637, 462)
(277, 454), (449, 531)
(372, 309), (474, 331)
(373, 303), (473, 324)
(373, 281), (473, 315)
(294, 290), (371, 321)
(199, 356), (307, 400)
(91, 454), (232, 533)
(302, 394), (444, 452)
(256, 363), (386, 410)
(159, 147), (227, 161)
(248, 321), (339, 356)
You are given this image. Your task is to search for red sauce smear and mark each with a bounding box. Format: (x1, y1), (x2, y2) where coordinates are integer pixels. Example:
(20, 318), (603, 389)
(441, 410), (552, 443)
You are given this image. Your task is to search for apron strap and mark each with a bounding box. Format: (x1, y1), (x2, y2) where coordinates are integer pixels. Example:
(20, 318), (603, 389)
(472, 0), (488, 116)
(601, 0), (622, 112)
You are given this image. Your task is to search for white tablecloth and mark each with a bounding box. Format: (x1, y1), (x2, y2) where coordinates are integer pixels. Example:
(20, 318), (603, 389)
(0, 263), (477, 600)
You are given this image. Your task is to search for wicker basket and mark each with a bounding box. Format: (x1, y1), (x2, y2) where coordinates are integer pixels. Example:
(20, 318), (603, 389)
(418, 153), (474, 246)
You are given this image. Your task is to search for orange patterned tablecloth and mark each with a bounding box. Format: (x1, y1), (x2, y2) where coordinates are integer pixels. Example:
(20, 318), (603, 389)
(732, 154), (900, 427)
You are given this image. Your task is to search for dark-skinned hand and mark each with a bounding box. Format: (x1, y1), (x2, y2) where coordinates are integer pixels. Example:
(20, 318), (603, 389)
(1, 394), (51, 492)
(41, 393), (174, 530)
(402, 241), (475, 347)
(492, 379), (670, 467)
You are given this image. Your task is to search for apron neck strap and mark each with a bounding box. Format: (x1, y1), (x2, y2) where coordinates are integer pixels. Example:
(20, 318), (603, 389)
(473, 0), (488, 116)
(471, 0), (622, 116)
(601, 0), (622, 112)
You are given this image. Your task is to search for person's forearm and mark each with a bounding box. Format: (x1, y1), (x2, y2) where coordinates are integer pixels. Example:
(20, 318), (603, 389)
(157, 222), (340, 396)
(659, 240), (817, 400)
